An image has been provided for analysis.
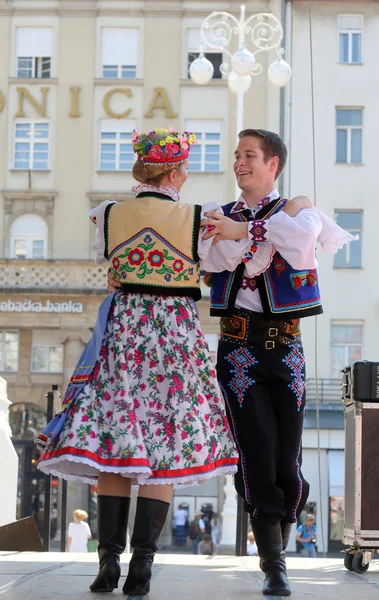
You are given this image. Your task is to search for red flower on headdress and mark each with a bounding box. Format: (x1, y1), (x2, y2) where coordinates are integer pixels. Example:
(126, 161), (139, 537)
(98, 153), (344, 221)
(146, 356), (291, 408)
(165, 143), (180, 157)
(148, 145), (165, 159)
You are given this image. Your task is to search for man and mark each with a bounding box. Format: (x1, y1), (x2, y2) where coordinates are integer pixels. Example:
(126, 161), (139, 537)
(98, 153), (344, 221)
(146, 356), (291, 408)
(199, 129), (354, 596)
(296, 514), (317, 558)
(107, 129), (354, 596)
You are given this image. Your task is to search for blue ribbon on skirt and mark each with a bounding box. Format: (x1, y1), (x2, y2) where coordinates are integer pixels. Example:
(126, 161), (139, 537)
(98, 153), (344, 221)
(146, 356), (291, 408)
(35, 292), (117, 451)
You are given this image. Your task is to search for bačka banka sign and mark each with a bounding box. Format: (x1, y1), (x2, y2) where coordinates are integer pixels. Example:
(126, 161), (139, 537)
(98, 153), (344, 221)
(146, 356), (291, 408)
(0, 86), (177, 119)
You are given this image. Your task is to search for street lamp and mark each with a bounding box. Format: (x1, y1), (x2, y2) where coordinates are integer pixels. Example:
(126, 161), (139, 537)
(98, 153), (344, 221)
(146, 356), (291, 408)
(189, 4), (291, 139)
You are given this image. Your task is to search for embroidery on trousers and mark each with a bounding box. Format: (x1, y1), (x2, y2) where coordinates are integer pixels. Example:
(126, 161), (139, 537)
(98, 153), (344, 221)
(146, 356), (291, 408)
(282, 345), (306, 411)
(226, 347), (258, 407)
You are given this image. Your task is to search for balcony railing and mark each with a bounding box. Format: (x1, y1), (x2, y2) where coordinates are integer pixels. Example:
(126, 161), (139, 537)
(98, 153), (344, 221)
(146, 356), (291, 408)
(0, 259), (108, 291)
(306, 378), (342, 404)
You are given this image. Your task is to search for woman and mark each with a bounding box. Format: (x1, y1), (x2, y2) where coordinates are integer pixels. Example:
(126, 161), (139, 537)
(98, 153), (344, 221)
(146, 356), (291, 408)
(66, 509), (92, 553)
(36, 128), (238, 596)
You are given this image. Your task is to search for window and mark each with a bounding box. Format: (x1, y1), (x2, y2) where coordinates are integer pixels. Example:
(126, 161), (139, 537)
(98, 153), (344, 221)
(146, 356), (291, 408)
(0, 331), (19, 372)
(334, 211), (362, 268)
(100, 120), (136, 171)
(16, 28), (52, 78)
(336, 108), (362, 164)
(187, 29), (222, 79)
(14, 122), (50, 170)
(31, 345), (63, 373)
(185, 120), (221, 172)
(101, 28), (139, 79)
(330, 323), (363, 379)
(10, 214), (48, 259)
(338, 15), (363, 64)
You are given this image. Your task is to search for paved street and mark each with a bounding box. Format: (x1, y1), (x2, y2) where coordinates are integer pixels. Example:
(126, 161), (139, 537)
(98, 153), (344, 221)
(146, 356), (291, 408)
(0, 552), (378, 599)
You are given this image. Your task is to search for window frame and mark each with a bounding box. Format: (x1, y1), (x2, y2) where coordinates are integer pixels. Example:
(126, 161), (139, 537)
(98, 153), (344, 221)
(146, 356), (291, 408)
(31, 344), (63, 374)
(16, 56), (51, 79)
(338, 14), (363, 65)
(335, 108), (363, 164)
(13, 120), (50, 171)
(330, 321), (363, 379)
(334, 210), (362, 269)
(99, 126), (136, 172)
(185, 121), (222, 173)
(0, 331), (19, 373)
(101, 27), (139, 80)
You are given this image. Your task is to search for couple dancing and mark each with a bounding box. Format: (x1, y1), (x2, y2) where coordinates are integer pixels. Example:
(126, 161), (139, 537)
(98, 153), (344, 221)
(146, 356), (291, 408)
(37, 126), (355, 597)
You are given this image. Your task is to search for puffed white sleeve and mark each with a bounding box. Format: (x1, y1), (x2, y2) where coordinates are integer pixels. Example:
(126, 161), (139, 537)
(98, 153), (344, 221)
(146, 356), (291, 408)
(197, 201), (252, 272)
(89, 200), (116, 264)
(263, 209), (323, 270)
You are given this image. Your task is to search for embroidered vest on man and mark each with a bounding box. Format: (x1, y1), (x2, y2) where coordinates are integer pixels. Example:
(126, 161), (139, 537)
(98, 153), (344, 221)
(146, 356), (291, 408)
(209, 198), (323, 320)
(105, 194), (202, 300)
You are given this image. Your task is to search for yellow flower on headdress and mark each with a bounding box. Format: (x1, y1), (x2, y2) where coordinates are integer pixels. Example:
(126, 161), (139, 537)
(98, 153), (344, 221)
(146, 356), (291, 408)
(159, 140), (167, 146)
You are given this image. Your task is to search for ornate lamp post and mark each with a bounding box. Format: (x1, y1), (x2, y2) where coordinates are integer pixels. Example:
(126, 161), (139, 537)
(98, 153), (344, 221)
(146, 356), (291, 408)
(189, 4), (291, 139)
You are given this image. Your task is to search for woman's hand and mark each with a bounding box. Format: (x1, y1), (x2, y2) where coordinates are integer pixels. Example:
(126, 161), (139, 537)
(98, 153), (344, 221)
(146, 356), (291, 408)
(282, 196), (313, 217)
(107, 269), (121, 294)
(201, 213), (249, 244)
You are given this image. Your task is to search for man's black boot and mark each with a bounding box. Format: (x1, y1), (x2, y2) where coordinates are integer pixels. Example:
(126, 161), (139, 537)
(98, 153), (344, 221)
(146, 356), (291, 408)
(123, 497), (170, 596)
(90, 495), (130, 593)
(250, 518), (291, 597)
(281, 521), (293, 551)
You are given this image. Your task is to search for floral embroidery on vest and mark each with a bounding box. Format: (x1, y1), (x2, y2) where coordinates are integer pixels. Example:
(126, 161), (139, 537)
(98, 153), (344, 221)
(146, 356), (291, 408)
(110, 232), (199, 284)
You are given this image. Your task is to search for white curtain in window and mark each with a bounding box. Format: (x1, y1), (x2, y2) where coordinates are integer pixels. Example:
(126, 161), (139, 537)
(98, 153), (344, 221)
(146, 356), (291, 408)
(100, 118), (137, 133)
(338, 15), (363, 30)
(185, 119), (222, 134)
(16, 28), (53, 57)
(328, 450), (344, 496)
(101, 28), (139, 65)
(11, 214), (48, 237)
(187, 29), (203, 51)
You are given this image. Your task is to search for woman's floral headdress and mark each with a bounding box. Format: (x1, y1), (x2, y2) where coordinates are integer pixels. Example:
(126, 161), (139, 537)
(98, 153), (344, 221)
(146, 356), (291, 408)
(132, 128), (196, 165)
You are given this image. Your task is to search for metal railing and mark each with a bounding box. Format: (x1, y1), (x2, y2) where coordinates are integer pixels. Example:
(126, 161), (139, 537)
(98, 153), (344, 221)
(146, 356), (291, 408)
(306, 378), (342, 404)
(0, 259), (107, 291)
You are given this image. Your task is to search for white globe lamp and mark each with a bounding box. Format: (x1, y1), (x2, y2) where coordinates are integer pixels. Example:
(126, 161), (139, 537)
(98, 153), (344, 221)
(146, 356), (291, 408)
(228, 71), (252, 95)
(231, 47), (256, 77)
(268, 58), (292, 87)
(189, 53), (214, 85)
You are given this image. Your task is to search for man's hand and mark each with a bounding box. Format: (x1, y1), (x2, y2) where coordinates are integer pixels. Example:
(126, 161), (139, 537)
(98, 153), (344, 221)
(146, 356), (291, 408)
(282, 195), (313, 217)
(201, 213), (249, 244)
(107, 269), (121, 294)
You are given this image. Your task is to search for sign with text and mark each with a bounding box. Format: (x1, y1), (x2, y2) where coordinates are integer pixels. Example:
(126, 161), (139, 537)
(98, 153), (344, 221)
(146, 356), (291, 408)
(0, 300), (83, 313)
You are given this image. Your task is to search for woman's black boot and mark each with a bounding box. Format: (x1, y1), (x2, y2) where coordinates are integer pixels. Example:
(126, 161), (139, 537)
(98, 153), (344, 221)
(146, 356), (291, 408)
(123, 497), (169, 596)
(90, 495), (130, 593)
(250, 519), (291, 597)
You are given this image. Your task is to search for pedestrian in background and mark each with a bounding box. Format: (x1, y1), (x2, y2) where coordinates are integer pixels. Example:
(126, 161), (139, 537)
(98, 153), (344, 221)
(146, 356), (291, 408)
(247, 531), (258, 556)
(189, 510), (206, 554)
(296, 514), (317, 557)
(66, 509), (92, 553)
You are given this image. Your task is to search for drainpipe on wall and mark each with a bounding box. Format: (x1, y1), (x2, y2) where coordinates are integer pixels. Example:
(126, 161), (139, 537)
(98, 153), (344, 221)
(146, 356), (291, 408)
(280, 0), (293, 199)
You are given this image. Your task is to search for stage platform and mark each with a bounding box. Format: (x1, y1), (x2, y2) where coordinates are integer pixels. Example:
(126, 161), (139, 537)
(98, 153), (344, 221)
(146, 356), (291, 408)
(0, 551), (378, 599)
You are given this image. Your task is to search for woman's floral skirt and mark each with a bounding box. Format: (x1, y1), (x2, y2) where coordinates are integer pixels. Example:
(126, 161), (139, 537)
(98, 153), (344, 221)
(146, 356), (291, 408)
(38, 293), (238, 486)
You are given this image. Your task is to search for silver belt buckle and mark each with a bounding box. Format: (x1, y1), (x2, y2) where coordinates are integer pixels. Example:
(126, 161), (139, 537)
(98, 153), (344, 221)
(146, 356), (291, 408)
(265, 340), (275, 350)
(268, 327), (278, 337)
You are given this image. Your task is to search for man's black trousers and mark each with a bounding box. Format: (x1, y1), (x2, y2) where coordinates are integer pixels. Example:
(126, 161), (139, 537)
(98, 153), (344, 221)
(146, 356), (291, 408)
(217, 339), (309, 523)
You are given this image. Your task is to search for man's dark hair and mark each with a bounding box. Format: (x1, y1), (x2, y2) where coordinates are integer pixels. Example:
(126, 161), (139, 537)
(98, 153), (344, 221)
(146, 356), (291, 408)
(238, 128), (288, 179)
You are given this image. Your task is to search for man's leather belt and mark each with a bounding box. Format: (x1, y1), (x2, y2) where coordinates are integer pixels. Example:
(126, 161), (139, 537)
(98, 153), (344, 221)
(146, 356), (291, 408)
(220, 307), (301, 350)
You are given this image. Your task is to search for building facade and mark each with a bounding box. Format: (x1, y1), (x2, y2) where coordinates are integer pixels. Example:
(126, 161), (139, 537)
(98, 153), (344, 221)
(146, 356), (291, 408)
(1, 0), (374, 552)
(284, 0), (379, 553)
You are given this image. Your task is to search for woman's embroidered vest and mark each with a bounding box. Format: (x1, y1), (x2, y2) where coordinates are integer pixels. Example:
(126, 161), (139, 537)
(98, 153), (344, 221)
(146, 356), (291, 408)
(106, 195), (202, 300)
(209, 198), (323, 320)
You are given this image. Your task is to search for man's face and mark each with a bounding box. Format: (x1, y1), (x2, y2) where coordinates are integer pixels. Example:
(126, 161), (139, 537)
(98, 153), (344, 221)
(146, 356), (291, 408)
(233, 135), (278, 193)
